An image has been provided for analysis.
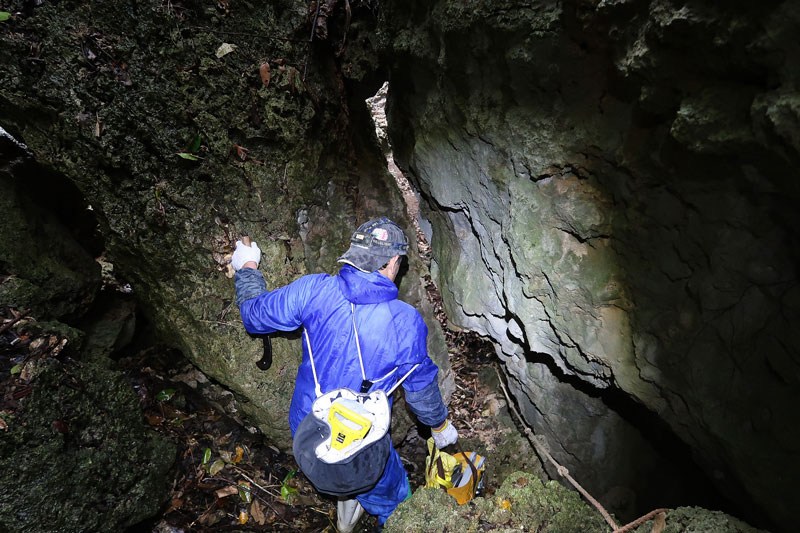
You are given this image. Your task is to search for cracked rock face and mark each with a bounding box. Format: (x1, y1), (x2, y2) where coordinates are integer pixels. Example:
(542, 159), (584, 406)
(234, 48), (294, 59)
(379, 0), (800, 529)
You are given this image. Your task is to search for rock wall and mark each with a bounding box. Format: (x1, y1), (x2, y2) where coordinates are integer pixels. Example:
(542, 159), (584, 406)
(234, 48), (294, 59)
(0, 360), (176, 532)
(378, 0), (800, 530)
(0, 0), (449, 449)
(0, 134), (101, 323)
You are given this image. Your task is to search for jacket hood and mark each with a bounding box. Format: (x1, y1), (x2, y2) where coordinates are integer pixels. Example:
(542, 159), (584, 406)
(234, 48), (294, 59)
(337, 264), (398, 304)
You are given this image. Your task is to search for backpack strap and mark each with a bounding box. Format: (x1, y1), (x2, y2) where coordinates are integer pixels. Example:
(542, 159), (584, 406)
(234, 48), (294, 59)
(303, 328), (323, 398)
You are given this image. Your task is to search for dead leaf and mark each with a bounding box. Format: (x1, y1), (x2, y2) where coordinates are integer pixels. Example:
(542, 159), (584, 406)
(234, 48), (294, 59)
(165, 497), (183, 514)
(0, 417), (7, 431)
(215, 43), (237, 58)
(49, 338), (68, 357)
(209, 458), (226, 476)
(233, 144), (248, 161)
(259, 62), (271, 87)
(233, 445), (244, 463)
(145, 413), (164, 425)
(29, 337), (47, 351)
(199, 510), (223, 526)
(215, 485), (238, 499)
(238, 510), (248, 524)
(651, 511), (667, 533)
(216, 431), (233, 447)
(250, 500), (266, 525)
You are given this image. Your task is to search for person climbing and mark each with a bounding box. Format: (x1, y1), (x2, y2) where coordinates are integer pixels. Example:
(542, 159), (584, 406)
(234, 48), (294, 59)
(231, 217), (458, 532)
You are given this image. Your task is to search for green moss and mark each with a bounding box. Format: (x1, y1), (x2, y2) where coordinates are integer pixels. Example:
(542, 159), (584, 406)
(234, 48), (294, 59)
(0, 361), (176, 533)
(631, 507), (768, 533)
(387, 471), (763, 533)
(385, 471), (610, 533)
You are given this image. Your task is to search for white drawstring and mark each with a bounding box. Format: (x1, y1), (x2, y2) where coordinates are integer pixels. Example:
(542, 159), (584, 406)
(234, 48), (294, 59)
(351, 303), (367, 383)
(387, 363), (420, 395)
(304, 329), (323, 398)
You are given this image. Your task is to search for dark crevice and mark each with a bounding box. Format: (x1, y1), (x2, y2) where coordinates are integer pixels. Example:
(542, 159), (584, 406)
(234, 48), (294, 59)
(519, 347), (751, 524)
(1, 131), (104, 258)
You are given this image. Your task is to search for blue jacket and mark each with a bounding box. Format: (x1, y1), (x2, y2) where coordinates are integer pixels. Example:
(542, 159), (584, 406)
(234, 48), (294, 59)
(235, 264), (448, 434)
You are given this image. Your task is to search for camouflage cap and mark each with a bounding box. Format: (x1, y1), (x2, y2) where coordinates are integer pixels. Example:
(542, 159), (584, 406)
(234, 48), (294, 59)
(337, 217), (409, 273)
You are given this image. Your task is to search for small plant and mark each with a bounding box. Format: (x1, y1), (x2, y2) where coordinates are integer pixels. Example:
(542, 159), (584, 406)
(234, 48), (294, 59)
(280, 469), (298, 504)
(177, 133), (202, 160)
(156, 388), (176, 402)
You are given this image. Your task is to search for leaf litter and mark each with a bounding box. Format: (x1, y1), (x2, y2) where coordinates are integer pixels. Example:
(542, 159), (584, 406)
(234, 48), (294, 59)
(116, 345), (343, 532)
(0, 253), (522, 533)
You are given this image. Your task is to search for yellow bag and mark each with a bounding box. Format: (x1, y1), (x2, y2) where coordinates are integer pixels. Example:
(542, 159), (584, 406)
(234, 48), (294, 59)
(424, 438), (486, 505)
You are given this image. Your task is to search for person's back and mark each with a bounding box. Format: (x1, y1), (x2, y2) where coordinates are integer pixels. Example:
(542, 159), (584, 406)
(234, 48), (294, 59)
(231, 217), (459, 531)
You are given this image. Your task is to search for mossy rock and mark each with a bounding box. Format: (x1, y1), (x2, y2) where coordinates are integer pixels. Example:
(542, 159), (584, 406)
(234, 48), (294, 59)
(385, 470), (769, 533)
(0, 360), (176, 533)
(631, 507), (769, 533)
(385, 471), (609, 533)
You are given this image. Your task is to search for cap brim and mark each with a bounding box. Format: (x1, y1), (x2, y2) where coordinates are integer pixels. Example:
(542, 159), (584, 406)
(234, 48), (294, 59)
(337, 246), (395, 273)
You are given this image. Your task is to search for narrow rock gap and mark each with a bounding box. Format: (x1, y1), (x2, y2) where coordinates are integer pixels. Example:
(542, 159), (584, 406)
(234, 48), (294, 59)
(366, 82), (546, 497)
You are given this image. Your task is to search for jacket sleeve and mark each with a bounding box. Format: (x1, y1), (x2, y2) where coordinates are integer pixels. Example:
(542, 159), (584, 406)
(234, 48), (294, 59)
(234, 268), (267, 307)
(236, 271), (322, 334)
(395, 309), (449, 427)
(405, 379), (448, 428)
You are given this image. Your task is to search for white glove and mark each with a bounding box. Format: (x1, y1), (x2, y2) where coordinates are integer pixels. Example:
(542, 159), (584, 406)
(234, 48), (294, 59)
(231, 240), (261, 271)
(432, 419), (458, 449)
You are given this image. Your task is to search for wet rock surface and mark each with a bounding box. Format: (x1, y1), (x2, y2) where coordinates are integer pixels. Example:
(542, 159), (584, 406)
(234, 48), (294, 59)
(378, 0), (799, 530)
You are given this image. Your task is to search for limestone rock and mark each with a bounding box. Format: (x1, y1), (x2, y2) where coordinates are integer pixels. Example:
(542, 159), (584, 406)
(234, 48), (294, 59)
(378, 0), (799, 529)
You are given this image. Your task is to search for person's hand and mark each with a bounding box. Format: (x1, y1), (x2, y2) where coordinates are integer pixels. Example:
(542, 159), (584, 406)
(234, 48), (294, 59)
(231, 240), (261, 271)
(432, 419), (458, 448)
